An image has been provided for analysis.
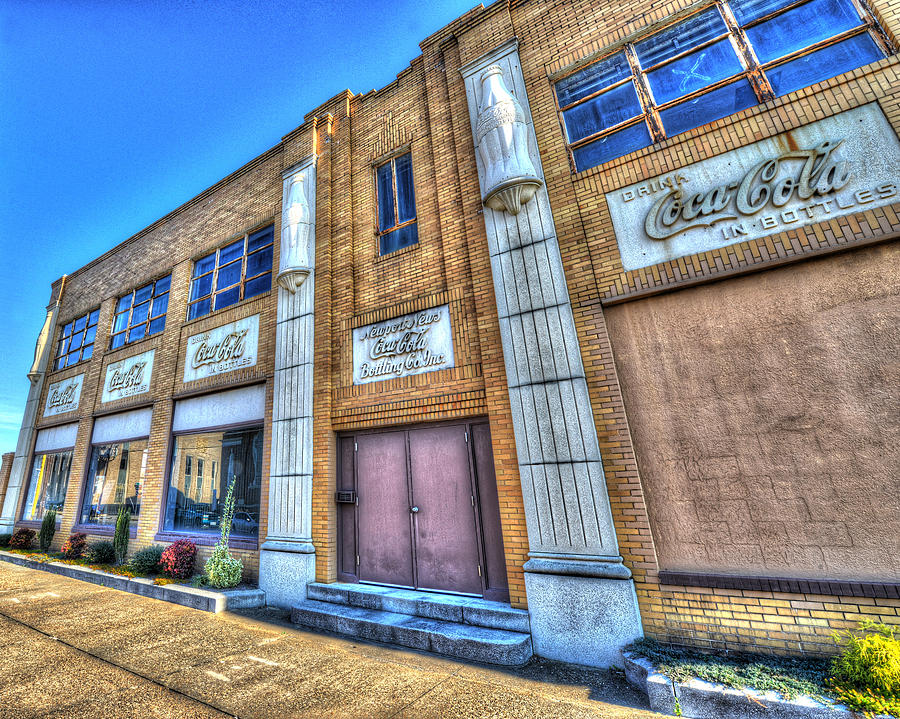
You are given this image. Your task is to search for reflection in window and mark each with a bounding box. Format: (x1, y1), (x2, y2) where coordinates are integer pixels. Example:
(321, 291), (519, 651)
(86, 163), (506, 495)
(80, 441), (147, 526)
(21, 451), (72, 521)
(110, 275), (171, 350)
(376, 153), (418, 255)
(164, 428), (263, 537)
(55, 309), (100, 370)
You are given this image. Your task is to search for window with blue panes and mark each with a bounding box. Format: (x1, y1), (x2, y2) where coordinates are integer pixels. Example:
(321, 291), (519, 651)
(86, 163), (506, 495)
(188, 226), (274, 320)
(110, 275), (171, 350)
(55, 308), (100, 369)
(376, 153), (418, 255)
(556, 0), (891, 171)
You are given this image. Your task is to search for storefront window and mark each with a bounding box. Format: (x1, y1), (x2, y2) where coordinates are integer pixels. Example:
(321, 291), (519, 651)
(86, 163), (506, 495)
(80, 440), (147, 526)
(21, 450), (72, 521)
(164, 427), (262, 537)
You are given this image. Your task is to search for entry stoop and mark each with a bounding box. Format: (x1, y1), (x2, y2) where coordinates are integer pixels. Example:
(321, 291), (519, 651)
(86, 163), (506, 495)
(291, 582), (532, 666)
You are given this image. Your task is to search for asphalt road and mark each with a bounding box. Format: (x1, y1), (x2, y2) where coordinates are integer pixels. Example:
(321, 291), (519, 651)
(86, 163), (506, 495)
(0, 561), (659, 719)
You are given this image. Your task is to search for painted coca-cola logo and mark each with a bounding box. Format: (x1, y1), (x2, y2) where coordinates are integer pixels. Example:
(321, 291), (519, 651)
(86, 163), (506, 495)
(183, 316), (259, 382)
(107, 362), (146, 391)
(191, 329), (248, 368)
(47, 383), (78, 408)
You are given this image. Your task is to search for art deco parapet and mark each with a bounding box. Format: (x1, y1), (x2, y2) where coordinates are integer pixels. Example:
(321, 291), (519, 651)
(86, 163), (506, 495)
(277, 170), (313, 293)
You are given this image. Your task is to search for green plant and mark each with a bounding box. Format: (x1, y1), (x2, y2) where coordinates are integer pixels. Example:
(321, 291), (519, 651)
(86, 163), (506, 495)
(204, 477), (243, 588)
(38, 509), (57, 552)
(87, 540), (116, 564)
(129, 545), (164, 575)
(0, 533), (12, 548)
(9, 528), (36, 549)
(830, 621), (900, 717)
(60, 532), (87, 558)
(113, 506), (130, 564)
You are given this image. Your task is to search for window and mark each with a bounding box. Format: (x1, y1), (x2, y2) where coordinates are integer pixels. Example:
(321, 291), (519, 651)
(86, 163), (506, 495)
(21, 450), (72, 521)
(376, 153), (418, 255)
(164, 427), (263, 537)
(80, 441), (146, 527)
(188, 226), (274, 320)
(555, 0), (890, 171)
(55, 309), (100, 370)
(110, 275), (171, 350)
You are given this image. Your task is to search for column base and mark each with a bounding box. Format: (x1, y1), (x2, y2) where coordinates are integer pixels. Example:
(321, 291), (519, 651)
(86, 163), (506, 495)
(524, 570), (643, 669)
(259, 545), (316, 609)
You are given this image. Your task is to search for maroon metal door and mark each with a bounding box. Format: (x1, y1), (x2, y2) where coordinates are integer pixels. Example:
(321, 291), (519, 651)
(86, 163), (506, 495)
(356, 431), (415, 588)
(408, 425), (483, 595)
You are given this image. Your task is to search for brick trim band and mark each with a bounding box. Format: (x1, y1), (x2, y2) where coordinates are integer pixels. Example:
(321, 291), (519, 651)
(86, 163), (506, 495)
(658, 570), (900, 599)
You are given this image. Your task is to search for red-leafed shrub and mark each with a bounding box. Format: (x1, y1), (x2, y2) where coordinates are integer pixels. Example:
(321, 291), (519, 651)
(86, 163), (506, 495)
(160, 539), (196, 579)
(9, 528), (36, 549)
(61, 532), (88, 559)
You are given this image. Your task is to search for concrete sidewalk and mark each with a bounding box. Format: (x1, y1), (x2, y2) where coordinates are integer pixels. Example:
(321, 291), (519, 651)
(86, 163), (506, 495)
(0, 563), (659, 719)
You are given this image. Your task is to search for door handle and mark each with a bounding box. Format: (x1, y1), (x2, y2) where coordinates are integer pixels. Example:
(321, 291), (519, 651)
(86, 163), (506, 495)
(410, 506), (419, 513)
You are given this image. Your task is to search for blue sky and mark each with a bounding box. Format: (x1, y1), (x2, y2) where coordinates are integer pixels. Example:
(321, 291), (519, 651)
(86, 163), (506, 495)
(0, 0), (480, 450)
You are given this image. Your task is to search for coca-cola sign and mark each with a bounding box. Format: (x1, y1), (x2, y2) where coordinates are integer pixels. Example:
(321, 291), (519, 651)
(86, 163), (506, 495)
(102, 349), (154, 403)
(184, 314), (259, 382)
(606, 103), (900, 272)
(353, 305), (455, 384)
(44, 374), (84, 417)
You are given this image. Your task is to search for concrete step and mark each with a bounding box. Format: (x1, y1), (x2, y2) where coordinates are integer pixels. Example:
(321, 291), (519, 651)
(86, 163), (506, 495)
(291, 598), (533, 666)
(306, 582), (530, 633)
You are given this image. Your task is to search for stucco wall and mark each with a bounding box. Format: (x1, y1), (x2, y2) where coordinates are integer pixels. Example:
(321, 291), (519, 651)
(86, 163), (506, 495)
(606, 242), (900, 581)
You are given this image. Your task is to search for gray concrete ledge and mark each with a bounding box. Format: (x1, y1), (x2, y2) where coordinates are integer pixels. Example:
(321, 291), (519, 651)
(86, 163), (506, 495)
(523, 556), (633, 579)
(0, 549), (265, 613)
(623, 651), (892, 719)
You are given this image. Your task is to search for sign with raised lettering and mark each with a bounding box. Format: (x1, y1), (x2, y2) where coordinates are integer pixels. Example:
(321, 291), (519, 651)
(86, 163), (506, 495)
(102, 349), (154, 403)
(44, 374), (84, 417)
(607, 103), (900, 272)
(353, 304), (455, 384)
(184, 314), (259, 382)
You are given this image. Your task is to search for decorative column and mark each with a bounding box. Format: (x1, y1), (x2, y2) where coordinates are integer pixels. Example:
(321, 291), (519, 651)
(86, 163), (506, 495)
(259, 156), (317, 608)
(461, 41), (642, 667)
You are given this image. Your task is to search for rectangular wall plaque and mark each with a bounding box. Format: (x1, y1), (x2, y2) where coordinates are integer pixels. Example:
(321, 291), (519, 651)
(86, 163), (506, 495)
(43, 374), (84, 417)
(607, 103), (900, 272)
(352, 304), (455, 385)
(183, 314), (259, 382)
(102, 349), (155, 403)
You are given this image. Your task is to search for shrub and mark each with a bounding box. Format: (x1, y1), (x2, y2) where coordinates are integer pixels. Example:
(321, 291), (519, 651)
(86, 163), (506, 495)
(9, 528), (36, 549)
(830, 621), (900, 717)
(60, 532), (87, 559)
(160, 539), (196, 579)
(87, 540), (116, 565)
(204, 478), (243, 588)
(113, 506), (130, 564)
(0, 533), (12, 548)
(129, 545), (164, 575)
(38, 509), (57, 552)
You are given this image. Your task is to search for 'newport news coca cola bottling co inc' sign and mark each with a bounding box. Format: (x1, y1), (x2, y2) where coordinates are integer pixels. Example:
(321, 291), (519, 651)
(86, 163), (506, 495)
(606, 103), (900, 271)
(184, 314), (259, 382)
(102, 349), (154, 403)
(353, 305), (455, 385)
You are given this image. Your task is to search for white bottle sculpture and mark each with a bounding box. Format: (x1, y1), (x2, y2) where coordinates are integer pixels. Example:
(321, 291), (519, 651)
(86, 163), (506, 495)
(474, 65), (543, 216)
(277, 172), (312, 293)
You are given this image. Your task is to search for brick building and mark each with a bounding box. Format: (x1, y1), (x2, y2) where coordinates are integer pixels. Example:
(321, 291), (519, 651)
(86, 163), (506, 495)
(2, 0), (898, 668)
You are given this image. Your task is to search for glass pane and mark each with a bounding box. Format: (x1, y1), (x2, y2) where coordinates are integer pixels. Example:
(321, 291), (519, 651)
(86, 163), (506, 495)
(379, 223), (419, 255)
(395, 153), (416, 223)
(247, 226), (274, 253)
(69, 330), (84, 350)
(244, 272), (271, 299)
(246, 246), (273, 277)
(55, 354), (66, 371)
(88, 309), (100, 326)
(216, 259), (242, 290)
(81, 344), (93, 361)
(67, 350), (80, 366)
(110, 332), (126, 350)
(219, 239), (244, 265)
(22, 451), (72, 521)
(116, 295), (132, 313)
(659, 79), (757, 137)
(73, 314), (87, 333)
(573, 121), (653, 171)
(190, 273), (213, 301)
(148, 316), (166, 336)
(57, 336), (69, 356)
(188, 298), (211, 321)
(131, 301), (150, 326)
(194, 253), (215, 278)
(128, 324), (146, 343)
(563, 82), (642, 143)
(164, 429), (262, 536)
(134, 283), (153, 304)
(635, 7), (728, 68)
(376, 161), (396, 232)
(556, 52), (631, 107)
(746, 0), (863, 63)
(83, 325), (97, 346)
(154, 275), (171, 296)
(62, 322), (73, 338)
(81, 442), (146, 527)
(730, 0), (792, 23)
(113, 311), (129, 334)
(647, 39), (743, 105)
(766, 33), (882, 96)
(214, 286), (241, 310)
(150, 293), (168, 319)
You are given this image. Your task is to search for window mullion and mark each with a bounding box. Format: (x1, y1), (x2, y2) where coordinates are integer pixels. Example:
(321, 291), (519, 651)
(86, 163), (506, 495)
(240, 238), (248, 301)
(624, 44), (665, 143)
(848, 0), (896, 54)
(718, 0), (776, 102)
(392, 159), (401, 228)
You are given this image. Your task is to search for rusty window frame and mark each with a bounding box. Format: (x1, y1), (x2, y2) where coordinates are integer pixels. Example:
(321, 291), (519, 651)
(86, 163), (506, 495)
(55, 307), (100, 370)
(554, 0), (892, 171)
(374, 153), (418, 256)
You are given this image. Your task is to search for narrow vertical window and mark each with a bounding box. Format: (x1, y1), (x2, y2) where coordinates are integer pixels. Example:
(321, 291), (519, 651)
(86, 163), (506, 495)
(376, 153), (418, 255)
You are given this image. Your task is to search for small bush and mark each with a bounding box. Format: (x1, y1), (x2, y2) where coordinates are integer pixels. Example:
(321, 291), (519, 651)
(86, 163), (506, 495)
(9, 528), (36, 549)
(113, 507), (130, 564)
(87, 540), (116, 565)
(38, 510), (57, 552)
(0, 533), (12, 548)
(830, 621), (900, 717)
(129, 545), (164, 575)
(160, 539), (196, 579)
(205, 545), (243, 588)
(60, 532), (87, 559)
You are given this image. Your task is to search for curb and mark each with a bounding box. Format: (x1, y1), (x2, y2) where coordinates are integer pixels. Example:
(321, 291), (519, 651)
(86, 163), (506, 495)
(622, 651), (892, 719)
(0, 549), (265, 613)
